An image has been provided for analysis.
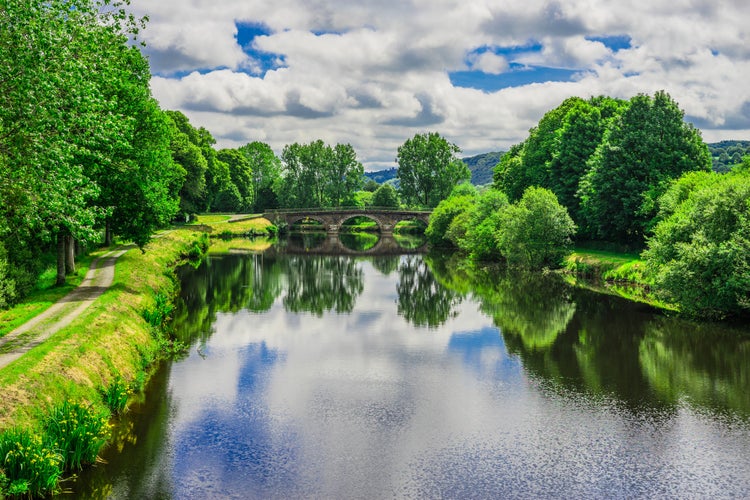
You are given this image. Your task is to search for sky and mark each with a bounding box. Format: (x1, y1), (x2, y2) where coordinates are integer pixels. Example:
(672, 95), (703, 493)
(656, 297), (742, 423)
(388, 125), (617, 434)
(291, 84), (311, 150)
(128, 0), (750, 171)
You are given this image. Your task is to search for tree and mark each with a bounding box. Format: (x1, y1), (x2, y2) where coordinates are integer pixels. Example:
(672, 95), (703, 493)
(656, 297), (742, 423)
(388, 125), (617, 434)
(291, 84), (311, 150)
(495, 187), (576, 269)
(425, 189), (477, 247)
(166, 111), (208, 218)
(217, 149), (254, 212)
(578, 91), (711, 245)
(456, 188), (509, 260)
(279, 140), (363, 208)
(372, 183), (400, 208)
(397, 132), (470, 208)
(642, 169), (750, 319)
(238, 141), (282, 211)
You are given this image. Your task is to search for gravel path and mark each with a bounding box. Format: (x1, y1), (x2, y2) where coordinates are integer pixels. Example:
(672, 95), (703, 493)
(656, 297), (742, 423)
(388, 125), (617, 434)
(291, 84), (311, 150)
(0, 246), (132, 370)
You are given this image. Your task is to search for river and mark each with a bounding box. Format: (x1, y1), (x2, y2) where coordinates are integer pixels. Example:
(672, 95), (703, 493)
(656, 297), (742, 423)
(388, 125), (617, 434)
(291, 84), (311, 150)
(70, 235), (750, 498)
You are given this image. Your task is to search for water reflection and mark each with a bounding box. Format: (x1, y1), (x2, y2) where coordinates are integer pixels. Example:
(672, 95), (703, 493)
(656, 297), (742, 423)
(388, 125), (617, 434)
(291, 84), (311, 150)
(69, 251), (750, 498)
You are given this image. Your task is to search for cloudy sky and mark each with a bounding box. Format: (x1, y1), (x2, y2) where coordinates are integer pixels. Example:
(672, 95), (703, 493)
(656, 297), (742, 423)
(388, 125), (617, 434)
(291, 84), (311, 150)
(129, 0), (750, 171)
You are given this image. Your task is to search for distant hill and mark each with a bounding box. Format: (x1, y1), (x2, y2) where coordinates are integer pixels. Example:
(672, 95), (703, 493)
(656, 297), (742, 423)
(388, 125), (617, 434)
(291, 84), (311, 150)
(463, 151), (504, 186)
(707, 140), (750, 173)
(364, 167), (398, 184)
(364, 151), (505, 187)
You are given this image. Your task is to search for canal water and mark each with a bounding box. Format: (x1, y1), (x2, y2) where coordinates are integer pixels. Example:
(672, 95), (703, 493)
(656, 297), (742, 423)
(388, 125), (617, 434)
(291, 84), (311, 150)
(71, 236), (750, 498)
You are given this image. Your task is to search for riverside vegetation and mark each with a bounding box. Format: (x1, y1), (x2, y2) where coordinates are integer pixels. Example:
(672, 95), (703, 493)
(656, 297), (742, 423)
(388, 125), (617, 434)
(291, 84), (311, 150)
(0, 221), (279, 497)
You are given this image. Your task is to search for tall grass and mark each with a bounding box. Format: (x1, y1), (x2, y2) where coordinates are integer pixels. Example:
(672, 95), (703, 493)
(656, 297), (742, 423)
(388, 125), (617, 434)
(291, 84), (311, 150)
(43, 401), (111, 472)
(101, 376), (131, 415)
(0, 428), (63, 497)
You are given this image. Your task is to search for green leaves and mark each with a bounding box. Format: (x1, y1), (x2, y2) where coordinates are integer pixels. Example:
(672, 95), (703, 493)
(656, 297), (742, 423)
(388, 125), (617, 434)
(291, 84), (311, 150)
(397, 132), (470, 208)
(643, 169), (750, 319)
(279, 140), (364, 208)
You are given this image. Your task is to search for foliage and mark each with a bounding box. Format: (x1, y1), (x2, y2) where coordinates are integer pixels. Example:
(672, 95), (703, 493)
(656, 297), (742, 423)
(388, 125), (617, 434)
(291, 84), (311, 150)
(397, 132), (471, 208)
(238, 141), (282, 211)
(457, 189), (509, 260)
(495, 187), (576, 269)
(579, 91), (711, 244)
(372, 183), (400, 208)
(708, 140), (750, 173)
(0, 428), (63, 497)
(101, 376), (131, 416)
(279, 140), (364, 208)
(425, 194), (477, 247)
(217, 149), (254, 212)
(44, 401), (111, 471)
(142, 292), (175, 330)
(642, 169), (750, 319)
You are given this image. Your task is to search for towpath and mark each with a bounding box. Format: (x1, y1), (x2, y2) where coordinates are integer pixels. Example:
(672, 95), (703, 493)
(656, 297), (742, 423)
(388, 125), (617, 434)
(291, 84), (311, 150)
(0, 246), (132, 370)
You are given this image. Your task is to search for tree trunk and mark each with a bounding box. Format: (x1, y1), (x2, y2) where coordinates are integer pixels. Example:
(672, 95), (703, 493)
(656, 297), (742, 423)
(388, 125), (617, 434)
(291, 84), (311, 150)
(65, 234), (76, 275)
(104, 220), (113, 247)
(56, 232), (66, 286)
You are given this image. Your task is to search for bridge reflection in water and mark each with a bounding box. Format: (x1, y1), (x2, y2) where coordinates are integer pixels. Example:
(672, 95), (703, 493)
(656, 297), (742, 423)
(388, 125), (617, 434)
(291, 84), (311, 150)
(279, 232), (428, 256)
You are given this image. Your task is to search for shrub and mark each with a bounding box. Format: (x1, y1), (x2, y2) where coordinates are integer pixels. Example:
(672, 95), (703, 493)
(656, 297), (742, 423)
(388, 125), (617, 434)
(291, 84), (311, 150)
(643, 170), (750, 318)
(495, 187), (576, 269)
(426, 194), (476, 246)
(372, 183), (399, 208)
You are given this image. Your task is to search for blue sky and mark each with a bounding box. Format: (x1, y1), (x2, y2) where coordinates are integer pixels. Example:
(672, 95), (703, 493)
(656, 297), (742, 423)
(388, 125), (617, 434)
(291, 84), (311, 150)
(130, 0), (750, 170)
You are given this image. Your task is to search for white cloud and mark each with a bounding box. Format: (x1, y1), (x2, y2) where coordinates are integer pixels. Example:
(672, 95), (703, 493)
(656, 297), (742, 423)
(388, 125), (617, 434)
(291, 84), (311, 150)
(130, 0), (750, 168)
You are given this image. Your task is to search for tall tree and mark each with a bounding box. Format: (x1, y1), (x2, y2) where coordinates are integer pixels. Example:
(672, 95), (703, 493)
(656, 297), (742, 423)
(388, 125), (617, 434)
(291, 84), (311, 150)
(279, 140), (363, 208)
(238, 141), (282, 211)
(217, 149), (254, 212)
(397, 132), (470, 208)
(578, 91), (711, 244)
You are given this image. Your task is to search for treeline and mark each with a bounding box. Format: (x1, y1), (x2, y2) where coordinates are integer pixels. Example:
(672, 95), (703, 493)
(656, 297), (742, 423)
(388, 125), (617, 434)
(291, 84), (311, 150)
(708, 140), (750, 172)
(428, 91), (749, 319)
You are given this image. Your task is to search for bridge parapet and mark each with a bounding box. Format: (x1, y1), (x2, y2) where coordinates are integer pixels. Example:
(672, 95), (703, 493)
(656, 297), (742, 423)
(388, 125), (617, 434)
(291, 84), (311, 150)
(262, 208), (431, 234)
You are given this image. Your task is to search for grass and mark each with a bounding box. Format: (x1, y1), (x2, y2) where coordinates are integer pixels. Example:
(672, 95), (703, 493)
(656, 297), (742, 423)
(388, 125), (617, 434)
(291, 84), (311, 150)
(0, 253), (98, 340)
(561, 247), (677, 311)
(0, 227), (207, 430)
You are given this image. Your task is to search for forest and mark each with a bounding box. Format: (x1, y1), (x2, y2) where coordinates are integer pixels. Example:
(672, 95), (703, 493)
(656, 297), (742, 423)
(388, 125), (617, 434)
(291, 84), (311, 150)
(1, 1), (748, 320)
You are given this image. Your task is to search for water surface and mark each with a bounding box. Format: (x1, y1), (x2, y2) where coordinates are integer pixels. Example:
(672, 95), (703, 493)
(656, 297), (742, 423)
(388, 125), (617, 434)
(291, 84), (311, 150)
(72, 243), (750, 498)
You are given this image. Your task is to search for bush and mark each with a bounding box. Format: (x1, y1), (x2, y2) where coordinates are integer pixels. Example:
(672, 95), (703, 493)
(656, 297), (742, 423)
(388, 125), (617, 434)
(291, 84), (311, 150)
(495, 187), (576, 269)
(643, 170), (750, 318)
(425, 194), (476, 246)
(372, 183), (399, 208)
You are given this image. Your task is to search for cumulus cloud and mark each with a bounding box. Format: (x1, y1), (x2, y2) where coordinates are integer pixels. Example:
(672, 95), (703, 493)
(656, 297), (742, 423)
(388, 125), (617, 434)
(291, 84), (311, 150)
(129, 0), (750, 169)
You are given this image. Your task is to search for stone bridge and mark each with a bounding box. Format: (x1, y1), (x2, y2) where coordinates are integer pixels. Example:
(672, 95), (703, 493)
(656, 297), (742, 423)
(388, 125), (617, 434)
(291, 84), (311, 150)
(262, 208), (432, 234)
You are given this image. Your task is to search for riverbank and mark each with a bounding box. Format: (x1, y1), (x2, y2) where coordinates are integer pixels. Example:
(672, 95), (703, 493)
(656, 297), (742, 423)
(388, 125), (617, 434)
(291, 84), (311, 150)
(561, 248), (676, 312)
(0, 227), (216, 497)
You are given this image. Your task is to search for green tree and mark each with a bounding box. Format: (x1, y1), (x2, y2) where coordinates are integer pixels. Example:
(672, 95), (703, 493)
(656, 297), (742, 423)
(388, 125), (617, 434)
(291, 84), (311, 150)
(642, 169), (750, 319)
(496, 187), (576, 269)
(217, 149), (254, 212)
(456, 188), (509, 260)
(396, 132), (470, 208)
(238, 141), (282, 211)
(425, 188), (477, 247)
(279, 140), (363, 208)
(578, 91), (711, 244)
(372, 183), (400, 208)
(166, 111), (208, 218)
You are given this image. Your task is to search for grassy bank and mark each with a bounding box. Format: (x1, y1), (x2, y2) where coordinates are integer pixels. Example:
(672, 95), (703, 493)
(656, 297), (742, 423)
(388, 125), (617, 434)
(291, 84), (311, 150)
(0, 227), (211, 497)
(562, 248), (676, 311)
(0, 254), (97, 340)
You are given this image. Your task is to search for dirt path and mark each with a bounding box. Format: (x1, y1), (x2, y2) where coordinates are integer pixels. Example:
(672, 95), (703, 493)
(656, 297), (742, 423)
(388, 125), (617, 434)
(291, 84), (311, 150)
(0, 246), (133, 370)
